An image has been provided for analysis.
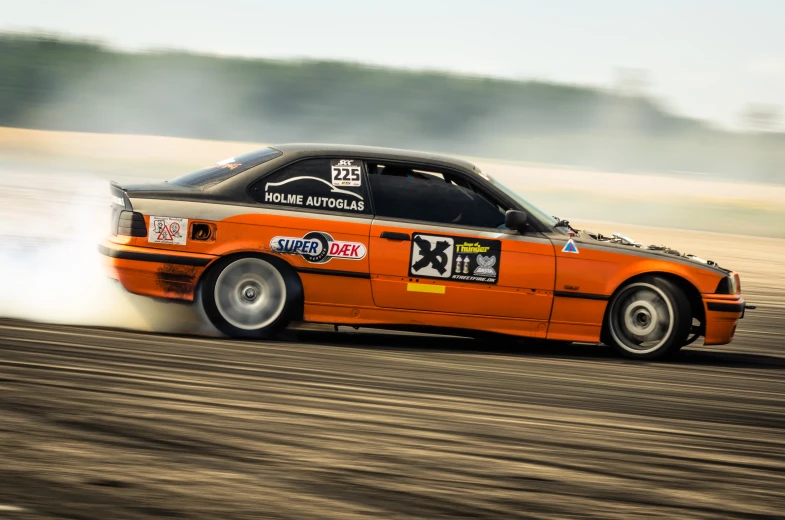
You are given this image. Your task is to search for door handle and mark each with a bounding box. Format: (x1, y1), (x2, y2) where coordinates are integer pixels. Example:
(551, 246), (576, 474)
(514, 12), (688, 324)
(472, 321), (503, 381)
(380, 231), (411, 241)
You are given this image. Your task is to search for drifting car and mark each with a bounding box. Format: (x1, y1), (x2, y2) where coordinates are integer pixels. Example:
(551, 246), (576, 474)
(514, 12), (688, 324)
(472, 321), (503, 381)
(100, 144), (748, 359)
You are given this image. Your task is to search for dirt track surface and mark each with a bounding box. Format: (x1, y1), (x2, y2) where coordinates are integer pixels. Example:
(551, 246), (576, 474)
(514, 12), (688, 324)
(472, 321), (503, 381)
(1, 315), (784, 520)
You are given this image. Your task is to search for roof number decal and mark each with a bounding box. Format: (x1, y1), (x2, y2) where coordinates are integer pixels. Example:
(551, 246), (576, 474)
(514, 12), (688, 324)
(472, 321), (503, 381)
(331, 159), (362, 187)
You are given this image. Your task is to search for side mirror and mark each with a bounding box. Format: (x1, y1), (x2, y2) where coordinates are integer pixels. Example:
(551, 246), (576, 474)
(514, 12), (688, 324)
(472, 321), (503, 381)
(505, 210), (528, 232)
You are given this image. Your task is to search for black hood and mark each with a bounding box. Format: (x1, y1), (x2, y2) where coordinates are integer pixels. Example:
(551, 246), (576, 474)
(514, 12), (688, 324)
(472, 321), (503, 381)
(578, 229), (730, 274)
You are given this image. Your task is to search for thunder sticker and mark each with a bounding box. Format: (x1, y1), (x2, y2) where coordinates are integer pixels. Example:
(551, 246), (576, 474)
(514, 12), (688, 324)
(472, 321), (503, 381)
(410, 234), (501, 284)
(270, 231), (366, 264)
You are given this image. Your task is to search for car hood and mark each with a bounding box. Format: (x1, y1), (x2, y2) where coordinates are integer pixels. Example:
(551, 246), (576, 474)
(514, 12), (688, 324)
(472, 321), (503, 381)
(576, 228), (730, 274)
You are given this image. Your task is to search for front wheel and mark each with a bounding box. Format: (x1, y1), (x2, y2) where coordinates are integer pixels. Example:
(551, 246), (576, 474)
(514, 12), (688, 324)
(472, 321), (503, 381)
(202, 255), (302, 338)
(603, 276), (691, 360)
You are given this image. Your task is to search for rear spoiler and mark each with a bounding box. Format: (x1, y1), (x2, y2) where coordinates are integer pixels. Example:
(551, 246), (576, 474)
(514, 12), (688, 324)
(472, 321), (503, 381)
(109, 182), (146, 237)
(110, 181), (132, 211)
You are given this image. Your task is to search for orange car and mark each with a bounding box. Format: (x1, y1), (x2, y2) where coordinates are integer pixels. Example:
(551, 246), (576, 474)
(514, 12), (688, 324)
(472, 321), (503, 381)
(100, 144), (748, 359)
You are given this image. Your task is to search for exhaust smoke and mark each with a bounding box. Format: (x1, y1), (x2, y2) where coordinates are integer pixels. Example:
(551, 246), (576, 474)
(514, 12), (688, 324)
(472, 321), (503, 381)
(0, 168), (218, 335)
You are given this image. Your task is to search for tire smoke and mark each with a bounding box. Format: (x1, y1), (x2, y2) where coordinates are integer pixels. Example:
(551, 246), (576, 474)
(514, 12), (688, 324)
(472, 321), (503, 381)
(0, 169), (219, 335)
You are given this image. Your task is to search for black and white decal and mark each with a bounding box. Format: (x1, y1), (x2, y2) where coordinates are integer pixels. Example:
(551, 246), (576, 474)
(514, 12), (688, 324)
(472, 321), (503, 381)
(148, 216), (188, 245)
(409, 233), (501, 284)
(410, 234), (454, 279)
(263, 176), (365, 212)
(330, 159), (362, 187)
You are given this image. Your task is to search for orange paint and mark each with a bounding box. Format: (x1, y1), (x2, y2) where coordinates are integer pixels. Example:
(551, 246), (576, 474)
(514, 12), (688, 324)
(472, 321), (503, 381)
(102, 210), (743, 346)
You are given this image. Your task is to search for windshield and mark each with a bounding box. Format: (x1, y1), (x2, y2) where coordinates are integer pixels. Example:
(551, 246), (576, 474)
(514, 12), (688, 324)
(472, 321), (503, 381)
(170, 147), (282, 189)
(480, 171), (560, 229)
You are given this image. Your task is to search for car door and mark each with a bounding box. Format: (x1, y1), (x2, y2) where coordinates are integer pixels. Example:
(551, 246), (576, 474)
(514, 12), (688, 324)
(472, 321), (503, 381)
(367, 165), (555, 326)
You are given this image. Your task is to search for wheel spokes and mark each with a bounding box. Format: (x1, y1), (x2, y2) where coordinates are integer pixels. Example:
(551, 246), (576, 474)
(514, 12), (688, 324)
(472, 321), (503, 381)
(214, 258), (287, 331)
(610, 283), (675, 353)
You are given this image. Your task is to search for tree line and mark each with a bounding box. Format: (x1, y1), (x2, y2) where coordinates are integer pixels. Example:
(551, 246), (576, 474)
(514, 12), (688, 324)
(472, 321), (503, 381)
(0, 33), (782, 183)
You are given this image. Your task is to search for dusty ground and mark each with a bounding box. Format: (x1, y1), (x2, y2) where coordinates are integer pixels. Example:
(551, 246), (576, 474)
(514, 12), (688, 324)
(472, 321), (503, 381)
(0, 310), (783, 520)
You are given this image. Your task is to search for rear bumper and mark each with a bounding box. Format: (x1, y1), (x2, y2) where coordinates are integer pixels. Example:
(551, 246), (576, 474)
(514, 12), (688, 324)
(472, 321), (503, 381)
(702, 295), (745, 346)
(99, 240), (216, 302)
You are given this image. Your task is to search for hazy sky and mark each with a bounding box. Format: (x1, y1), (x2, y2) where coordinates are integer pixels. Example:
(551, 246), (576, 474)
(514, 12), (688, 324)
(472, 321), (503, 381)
(2, 0), (783, 129)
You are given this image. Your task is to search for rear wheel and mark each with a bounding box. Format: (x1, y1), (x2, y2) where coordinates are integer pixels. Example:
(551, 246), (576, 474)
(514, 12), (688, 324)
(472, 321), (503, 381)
(604, 276), (691, 360)
(202, 255), (302, 338)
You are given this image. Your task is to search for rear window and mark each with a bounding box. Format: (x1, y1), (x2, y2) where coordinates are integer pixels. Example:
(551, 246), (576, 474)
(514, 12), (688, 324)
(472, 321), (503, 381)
(170, 147), (282, 189)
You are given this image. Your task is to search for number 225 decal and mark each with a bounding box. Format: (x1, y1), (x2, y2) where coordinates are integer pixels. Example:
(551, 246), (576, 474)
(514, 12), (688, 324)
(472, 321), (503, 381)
(330, 159), (362, 187)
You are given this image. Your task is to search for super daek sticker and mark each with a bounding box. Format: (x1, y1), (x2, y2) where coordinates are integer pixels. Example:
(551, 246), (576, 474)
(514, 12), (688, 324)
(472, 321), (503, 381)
(270, 231), (366, 263)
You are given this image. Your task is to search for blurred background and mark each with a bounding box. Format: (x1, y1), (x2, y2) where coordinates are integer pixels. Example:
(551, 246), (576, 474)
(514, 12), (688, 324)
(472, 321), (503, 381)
(0, 0), (784, 237)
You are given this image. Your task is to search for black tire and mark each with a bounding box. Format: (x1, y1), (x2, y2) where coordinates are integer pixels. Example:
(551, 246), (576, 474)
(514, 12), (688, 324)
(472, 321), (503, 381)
(603, 276), (691, 360)
(201, 255), (302, 339)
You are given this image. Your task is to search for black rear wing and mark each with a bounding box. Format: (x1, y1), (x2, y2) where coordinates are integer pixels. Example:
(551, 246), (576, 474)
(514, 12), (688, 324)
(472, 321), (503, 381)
(109, 182), (146, 237)
(110, 181), (132, 211)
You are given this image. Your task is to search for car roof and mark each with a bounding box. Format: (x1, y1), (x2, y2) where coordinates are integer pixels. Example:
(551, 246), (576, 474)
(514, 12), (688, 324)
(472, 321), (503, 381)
(271, 143), (479, 172)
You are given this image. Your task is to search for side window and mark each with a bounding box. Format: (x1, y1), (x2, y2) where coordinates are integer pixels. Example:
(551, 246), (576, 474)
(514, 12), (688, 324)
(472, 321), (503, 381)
(249, 158), (370, 214)
(369, 171), (506, 229)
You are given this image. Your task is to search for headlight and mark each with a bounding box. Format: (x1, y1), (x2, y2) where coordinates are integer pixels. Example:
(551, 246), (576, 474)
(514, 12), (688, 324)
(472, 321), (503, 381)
(716, 273), (740, 294)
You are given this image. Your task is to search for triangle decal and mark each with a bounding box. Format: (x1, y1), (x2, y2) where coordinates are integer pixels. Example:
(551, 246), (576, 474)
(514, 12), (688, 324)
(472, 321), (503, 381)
(562, 239), (580, 254)
(157, 223), (174, 242)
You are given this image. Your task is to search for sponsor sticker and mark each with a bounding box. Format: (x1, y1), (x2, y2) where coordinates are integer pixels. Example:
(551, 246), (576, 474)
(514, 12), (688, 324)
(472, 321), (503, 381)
(474, 254), (497, 277)
(111, 195), (125, 207)
(264, 176), (366, 212)
(270, 231), (366, 263)
(455, 241), (491, 254)
(148, 216), (188, 245)
(409, 233), (501, 284)
(410, 234), (454, 279)
(330, 159), (362, 187)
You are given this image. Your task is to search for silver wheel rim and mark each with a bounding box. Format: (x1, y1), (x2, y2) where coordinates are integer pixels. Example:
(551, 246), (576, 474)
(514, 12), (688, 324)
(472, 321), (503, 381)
(608, 282), (674, 354)
(214, 258), (286, 330)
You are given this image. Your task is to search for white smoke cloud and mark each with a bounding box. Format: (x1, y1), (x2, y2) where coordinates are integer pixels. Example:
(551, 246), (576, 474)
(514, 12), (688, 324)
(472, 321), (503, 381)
(0, 168), (219, 335)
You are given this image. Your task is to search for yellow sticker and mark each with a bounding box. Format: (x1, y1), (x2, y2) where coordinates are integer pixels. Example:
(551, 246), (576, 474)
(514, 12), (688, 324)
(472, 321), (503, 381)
(455, 241), (490, 254)
(407, 283), (446, 294)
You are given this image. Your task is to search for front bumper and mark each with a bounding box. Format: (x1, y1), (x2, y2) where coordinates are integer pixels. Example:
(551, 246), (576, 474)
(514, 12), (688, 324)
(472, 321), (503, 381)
(702, 295), (745, 346)
(99, 240), (216, 302)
